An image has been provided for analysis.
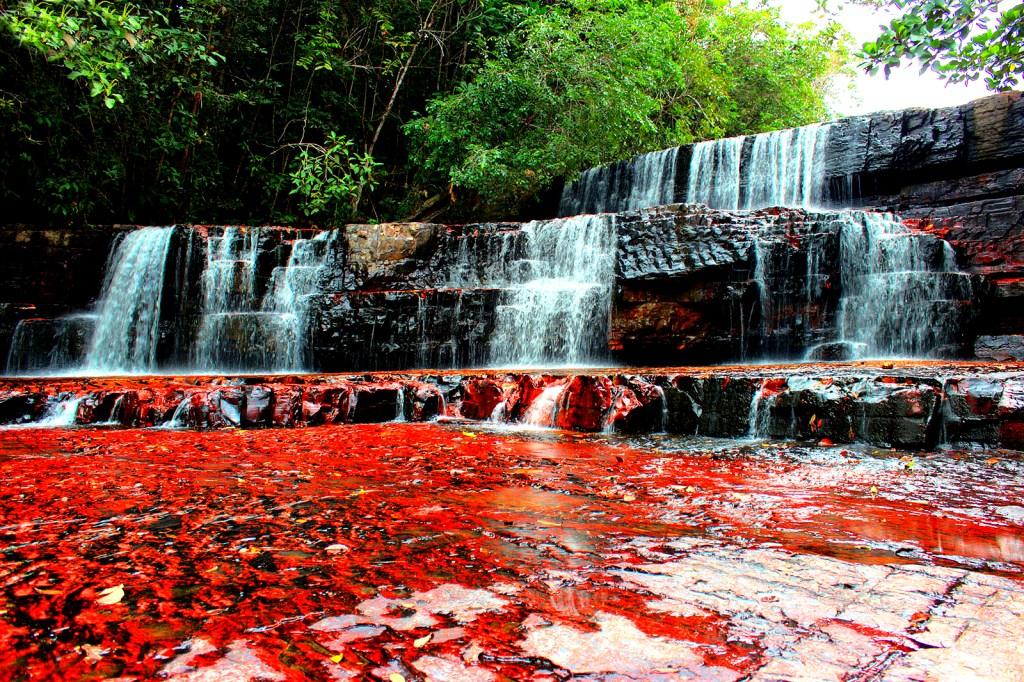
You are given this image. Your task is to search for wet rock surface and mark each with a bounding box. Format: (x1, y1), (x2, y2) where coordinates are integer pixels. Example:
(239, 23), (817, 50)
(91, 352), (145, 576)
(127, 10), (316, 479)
(1, 361), (1022, 450)
(0, 423), (1022, 680)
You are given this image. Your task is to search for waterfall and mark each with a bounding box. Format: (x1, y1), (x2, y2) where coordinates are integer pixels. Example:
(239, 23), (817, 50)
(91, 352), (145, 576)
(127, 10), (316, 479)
(746, 211), (972, 361)
(193, 229), (336, 372)
(83, 227), (175, 373)
(687, 123), (831, 211)
(559, 148), (678, 216)
(489, 215), (616, 366)
(833, 212), (972, 358)
(686, 135), (744, 210)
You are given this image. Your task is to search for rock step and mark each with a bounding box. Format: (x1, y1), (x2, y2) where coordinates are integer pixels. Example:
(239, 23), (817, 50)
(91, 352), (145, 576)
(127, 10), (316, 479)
(1, 363), (1021, 450)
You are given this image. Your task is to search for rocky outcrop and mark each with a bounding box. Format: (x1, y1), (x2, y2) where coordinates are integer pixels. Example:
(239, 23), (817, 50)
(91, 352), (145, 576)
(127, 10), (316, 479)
(2, 362), (1021, 449)
(0, 94), (1020, 370)
(613, 205), (980, 364)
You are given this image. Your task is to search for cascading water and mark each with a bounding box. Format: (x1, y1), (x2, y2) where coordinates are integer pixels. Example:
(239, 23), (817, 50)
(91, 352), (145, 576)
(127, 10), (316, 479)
(686, 136), (744, 210)
(193, 228), (336, 372)
(84, 226), (176, 373)
(489, 215), (616, 366)
(833, 212), (972, 358)
(559, 148), (678, 216)
(744, 210), (972, 361)
(687, 123), (831, 210)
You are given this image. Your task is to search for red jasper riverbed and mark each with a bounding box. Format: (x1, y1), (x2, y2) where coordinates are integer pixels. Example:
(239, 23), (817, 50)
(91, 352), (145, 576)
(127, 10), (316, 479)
(1, 423), (1023, 680)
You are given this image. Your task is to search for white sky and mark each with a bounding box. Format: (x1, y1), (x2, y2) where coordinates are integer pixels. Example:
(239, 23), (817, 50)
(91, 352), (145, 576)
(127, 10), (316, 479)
(767, 0), (993, 116)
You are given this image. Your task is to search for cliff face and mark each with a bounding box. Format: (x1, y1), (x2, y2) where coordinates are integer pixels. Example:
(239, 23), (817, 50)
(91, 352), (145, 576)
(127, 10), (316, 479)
(822, 93), (1024, 355)
(0, 93), (1021, 371)
(670, 92), (1024, 359)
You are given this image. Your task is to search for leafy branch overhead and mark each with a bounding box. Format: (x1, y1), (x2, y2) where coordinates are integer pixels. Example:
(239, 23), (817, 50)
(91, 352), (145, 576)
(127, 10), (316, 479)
(0, 0), (223, 107)
(859, 0), (1023, 90)
(287, 132), (381, 222)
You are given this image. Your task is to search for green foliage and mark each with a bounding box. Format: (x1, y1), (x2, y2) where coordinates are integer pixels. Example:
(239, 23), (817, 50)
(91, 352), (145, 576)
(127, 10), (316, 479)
(288, 133), (381, 222)
(1, 0), (148, 107)
(859, 0), (1023, 90)
(406, 0), (848, 214)
(0, 0), (850, 225)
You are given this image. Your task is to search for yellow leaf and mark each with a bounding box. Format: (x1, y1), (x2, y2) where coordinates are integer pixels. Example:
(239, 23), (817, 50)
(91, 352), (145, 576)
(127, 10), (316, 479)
(414, 633), (432, 648)
(330, 652), (344, 663)
(461, 431), (478, 438)
(95, 584), (124, 605)
(869, 485), (878, 498)
(389, 674), (406, 682)
(348, 488), (378, 497)
(622, 493), (636, 502)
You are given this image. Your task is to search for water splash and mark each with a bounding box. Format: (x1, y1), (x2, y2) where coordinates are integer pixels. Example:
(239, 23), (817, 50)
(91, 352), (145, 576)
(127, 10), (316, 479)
(84, 227), (176, 373)
(521, 384), (566, 427)
(559, 148), (678, 216)
(0, 394), (84, 429)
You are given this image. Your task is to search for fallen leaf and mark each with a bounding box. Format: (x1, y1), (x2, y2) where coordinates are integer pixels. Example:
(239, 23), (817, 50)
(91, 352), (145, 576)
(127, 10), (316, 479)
(389, 674), (406, 682)
(95, 584), (124, 605)
(622, 493), (636, 502)
(986, 457), (999, 465)
(461, 431), (478, 438)
(330, 652), (345, 663)
(414, 633), (432, 648)
(869, 485), (878, 498)
(326, 543), (349, 554)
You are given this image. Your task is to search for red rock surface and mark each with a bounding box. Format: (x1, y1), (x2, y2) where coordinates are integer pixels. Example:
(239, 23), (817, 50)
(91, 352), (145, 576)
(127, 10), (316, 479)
(1, 361), (1023, 449)
(1, 423), (1023, 680)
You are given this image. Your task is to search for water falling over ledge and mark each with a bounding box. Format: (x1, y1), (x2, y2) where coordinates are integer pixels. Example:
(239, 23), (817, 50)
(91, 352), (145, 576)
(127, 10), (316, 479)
(687, 123), (831, 211)
(488, 214), (617, 367)
(559, 148), (679, 216)
(84, 226), (176, 374)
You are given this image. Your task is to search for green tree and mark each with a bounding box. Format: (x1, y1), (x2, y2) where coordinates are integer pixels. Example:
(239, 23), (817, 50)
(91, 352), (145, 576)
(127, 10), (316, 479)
(406, 0), (848, 215)
(859, 0), (1023, 90)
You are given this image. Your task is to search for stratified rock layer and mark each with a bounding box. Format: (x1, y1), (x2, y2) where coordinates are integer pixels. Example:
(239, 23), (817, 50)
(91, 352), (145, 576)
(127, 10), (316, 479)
(2, 362), (1022, 450)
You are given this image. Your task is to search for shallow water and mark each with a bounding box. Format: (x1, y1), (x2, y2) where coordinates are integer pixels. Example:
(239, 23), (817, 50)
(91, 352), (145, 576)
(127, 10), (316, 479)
(1, 423), (1021, 679)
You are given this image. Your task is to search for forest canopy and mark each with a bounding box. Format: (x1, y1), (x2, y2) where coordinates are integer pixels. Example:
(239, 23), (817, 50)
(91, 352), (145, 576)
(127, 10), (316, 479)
(0, 0), (849, 225)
